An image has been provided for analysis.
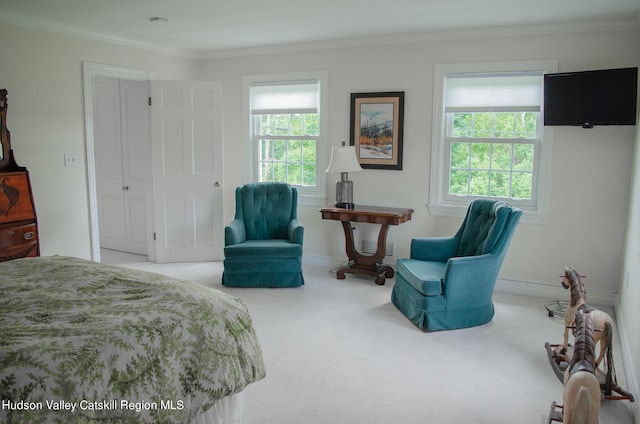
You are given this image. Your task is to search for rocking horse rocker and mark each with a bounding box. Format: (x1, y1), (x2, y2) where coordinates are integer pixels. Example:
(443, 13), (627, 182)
(545, 266), (635, 412)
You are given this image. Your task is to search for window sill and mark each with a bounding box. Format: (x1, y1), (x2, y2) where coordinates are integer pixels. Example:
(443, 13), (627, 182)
(427, 203), (546, 224)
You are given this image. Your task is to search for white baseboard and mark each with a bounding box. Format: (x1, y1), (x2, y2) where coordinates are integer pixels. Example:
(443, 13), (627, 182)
(303, 254), (345, 268)
(303, 255), (617, 305)
(494, 277), (617, 306)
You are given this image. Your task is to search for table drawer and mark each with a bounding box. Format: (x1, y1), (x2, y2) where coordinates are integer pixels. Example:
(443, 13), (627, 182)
(0, 223), (38, 248)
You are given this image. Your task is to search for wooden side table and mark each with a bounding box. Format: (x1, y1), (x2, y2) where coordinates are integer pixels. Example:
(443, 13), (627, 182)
(319, 205), (414, 285)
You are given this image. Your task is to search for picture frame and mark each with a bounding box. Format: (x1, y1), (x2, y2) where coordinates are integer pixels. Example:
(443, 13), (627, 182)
(350, 91), (404, 170)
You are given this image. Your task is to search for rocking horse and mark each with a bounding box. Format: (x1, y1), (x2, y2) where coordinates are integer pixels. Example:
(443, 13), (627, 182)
(548, 309), (601, 424)
(545, 266), (635, 406)
(560, 266), (613, 370)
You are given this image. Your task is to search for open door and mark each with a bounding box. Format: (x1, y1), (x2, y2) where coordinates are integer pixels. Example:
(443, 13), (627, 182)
(150, 81), (224, 262)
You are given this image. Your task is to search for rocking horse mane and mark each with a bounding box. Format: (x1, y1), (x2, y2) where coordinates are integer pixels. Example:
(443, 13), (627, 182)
(561, 265), (613, 375)
(568, 310), (597, 377)
(563, 266), (587, 307)
(562, 309), (601, 424)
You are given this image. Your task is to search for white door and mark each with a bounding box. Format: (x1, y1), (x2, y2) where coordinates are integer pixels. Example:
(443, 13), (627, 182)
(150, 81), (224, 263)
(120, 80), (151, 255)
(93, 77), (148, 255)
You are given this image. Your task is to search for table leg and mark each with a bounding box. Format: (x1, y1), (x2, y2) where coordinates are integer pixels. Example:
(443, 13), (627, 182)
(335, 221), (394, 285)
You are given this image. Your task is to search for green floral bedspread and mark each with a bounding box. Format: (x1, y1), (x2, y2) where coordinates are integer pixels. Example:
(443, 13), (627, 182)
(0, 256), (266, 423)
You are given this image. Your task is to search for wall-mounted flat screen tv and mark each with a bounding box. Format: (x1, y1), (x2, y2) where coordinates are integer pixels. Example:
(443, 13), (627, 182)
(544, 67), (638, 128)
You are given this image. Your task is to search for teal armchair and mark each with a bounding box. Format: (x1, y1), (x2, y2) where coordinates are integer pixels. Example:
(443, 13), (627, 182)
(391, 199), (522, 331)
(223, 182), (304, 288)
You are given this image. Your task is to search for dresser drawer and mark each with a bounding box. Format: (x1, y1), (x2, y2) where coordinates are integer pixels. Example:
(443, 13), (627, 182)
(0, 223), (38, 248)
(0, 241), (38, 262)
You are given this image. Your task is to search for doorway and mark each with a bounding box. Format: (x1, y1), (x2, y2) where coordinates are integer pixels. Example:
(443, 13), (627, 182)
(92, 76), (149, 258)
(83, 62), (155, 263)
(83, 62), (225, 264)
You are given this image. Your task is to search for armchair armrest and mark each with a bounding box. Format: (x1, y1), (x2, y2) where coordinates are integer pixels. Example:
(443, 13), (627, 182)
(225, 219), (246, 246)
(288, 219), (304, 245)
(411, 236), (458, 262)
(442, 253), (500, 305)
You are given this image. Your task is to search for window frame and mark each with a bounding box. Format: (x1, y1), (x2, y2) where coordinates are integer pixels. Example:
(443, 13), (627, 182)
(243, 71), (328, 206)
(429, 60), (558, 224)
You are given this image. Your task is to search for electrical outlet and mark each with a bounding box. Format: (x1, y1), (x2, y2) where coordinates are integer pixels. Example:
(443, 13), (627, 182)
(64, 153), (78, 168)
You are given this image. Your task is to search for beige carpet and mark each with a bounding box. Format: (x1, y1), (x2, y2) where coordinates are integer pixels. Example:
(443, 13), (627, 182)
(109, 253), (634, 424)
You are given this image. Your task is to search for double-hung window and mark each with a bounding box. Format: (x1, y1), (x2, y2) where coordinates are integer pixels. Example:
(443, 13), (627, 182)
(246, 72), (327, 202)
(430, 61), (557, 223)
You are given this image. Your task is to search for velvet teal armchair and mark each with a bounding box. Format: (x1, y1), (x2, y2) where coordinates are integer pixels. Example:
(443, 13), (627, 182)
(223, 182), (304, 288)
(391, 199), (522, 331)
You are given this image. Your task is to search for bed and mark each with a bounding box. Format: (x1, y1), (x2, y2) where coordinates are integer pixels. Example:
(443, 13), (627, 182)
(0, 256), (266, 423)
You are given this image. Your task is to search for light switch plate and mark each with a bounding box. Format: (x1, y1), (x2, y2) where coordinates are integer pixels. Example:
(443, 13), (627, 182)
(64, 153), (78, 167)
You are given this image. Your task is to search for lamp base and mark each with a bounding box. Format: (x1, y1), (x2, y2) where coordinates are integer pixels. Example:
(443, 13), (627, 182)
(335, 174), (354, 210)
(335, 202), (355, 209)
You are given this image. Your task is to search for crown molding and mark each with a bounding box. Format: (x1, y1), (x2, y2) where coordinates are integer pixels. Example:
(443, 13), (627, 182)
(201, 16), (640, 60)
(0, 11), (201, 59)
(1, 9), (638, 61)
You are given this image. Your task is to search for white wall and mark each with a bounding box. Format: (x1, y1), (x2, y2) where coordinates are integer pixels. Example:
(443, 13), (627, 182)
(203, 28), (639, 302)
(2, 23), (634, 298)
(0, 24), (201, 259)
(618, 116), (640, 423)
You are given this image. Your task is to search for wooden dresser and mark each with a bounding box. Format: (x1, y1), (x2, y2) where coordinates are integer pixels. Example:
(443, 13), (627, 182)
(0, 89), (39, 261)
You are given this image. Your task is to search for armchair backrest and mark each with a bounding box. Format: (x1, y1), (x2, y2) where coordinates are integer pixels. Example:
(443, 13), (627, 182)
(236, 182), (298, 240)
(455, 199), (521, 257)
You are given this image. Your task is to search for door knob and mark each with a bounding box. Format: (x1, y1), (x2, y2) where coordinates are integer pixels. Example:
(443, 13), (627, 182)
(122, 185), (129, 191)
(214, 181), (221, 187)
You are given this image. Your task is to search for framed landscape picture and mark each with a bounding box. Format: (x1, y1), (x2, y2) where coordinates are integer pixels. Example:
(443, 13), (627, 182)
(350, 91), (404, 170)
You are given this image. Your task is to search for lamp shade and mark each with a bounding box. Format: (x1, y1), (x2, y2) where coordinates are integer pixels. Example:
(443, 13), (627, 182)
(325, 145), (363, 173)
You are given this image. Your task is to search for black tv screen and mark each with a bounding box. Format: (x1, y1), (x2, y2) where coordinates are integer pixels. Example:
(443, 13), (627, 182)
(544, 67), (638, 128)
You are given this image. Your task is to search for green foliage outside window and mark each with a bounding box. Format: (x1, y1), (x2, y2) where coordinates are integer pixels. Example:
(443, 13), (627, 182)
(257, 113), (318, 187)
(449, 112), (536, 200)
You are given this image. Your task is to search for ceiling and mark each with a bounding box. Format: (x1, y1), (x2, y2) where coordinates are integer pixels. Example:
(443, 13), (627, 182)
(1, 0), (639, 57)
